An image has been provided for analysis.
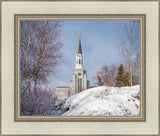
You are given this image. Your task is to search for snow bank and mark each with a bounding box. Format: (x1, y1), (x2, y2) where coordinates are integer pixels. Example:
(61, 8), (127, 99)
(62, 85), (140, 116)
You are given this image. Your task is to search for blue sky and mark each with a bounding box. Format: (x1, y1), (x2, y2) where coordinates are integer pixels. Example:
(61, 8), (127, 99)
(49, 20), (140, 87)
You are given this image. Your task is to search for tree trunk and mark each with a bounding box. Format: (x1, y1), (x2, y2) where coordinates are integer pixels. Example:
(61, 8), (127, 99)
(34, 77), (37, 95)
(23, 81), (31, 96)
(129, 26), (133, 86)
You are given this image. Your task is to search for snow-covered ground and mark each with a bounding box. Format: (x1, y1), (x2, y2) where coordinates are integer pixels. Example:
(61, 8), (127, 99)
(62, 85), (140, 116)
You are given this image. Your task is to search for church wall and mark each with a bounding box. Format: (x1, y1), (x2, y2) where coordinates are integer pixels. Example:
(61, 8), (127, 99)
(83, 73), (87, 90)
(54, 87), (70, 105)
(73, 69), (88, 92)
(69, 81), (75, 96)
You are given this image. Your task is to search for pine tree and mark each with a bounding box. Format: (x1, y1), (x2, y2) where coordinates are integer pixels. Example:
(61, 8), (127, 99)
(124, 72), (130, 86)
(97, 75), (103, 86)
(115, 64), (125, 87)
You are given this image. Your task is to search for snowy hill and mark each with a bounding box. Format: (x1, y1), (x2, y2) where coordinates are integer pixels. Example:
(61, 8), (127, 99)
(62, 85), (140, 116)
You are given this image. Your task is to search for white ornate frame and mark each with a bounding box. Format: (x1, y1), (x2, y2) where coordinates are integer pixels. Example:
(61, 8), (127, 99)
(1, 0), (159, 136)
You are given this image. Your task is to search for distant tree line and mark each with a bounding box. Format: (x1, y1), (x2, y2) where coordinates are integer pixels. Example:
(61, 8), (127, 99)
(94, 64), (118, 86)
(94, 62), (139, 87)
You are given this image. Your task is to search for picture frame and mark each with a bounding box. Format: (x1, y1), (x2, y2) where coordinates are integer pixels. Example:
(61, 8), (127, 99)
(1, 0), (159, 135)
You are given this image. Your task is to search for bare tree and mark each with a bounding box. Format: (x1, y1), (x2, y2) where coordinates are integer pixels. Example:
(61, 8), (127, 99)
(94, 64), (118, 86)
(119, 21), (140, 86)
(21, 86), (54, 115)
(132, 54), (140, 85)
(20, 20), (63, 95)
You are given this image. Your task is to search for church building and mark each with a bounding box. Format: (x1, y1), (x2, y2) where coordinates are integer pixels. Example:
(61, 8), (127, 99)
(54, 33), (90, 105)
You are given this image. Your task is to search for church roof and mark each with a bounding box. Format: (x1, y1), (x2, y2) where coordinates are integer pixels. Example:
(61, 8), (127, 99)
(78, 39), (82, 54)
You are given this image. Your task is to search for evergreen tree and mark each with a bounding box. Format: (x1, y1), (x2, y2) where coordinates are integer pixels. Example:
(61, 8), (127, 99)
(124, 72), (130, 86)
(115, 64), (125, 87)
(97, 75), (103, 86)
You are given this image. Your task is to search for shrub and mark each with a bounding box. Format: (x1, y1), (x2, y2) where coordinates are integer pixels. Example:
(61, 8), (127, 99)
(21, 87), (54, 115)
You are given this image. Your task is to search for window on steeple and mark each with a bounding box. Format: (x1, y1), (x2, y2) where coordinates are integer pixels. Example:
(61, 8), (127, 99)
(79, 59), (80, 64)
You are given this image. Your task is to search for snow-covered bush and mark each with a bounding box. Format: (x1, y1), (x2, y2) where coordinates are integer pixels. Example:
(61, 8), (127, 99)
(21, 87), (54, 115)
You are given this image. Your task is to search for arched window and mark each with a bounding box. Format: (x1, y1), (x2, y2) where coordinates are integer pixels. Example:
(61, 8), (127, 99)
(80, 78), (82, 91)
(78, 78), (82, 92)
(79, 59), (80, 64)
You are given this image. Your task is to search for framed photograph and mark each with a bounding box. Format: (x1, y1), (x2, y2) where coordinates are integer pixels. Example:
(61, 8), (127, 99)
(1, 0), (159, 136)
(15, 14), (145, 122)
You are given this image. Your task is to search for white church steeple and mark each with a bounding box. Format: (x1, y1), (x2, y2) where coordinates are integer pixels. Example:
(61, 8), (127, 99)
(54, 32), (89, 105)
(75, 32), (83, 69)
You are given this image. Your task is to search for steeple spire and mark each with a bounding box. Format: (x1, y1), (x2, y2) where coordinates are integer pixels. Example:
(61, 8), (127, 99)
(75, 32), (83, 69)
(78, 32), (82, 54)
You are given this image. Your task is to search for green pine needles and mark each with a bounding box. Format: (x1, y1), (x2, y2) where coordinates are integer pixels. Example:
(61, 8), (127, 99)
(115, 64), (125, 87)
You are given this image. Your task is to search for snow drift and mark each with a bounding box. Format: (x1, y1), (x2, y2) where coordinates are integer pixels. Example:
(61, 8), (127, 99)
(62, 85), (140, 116)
